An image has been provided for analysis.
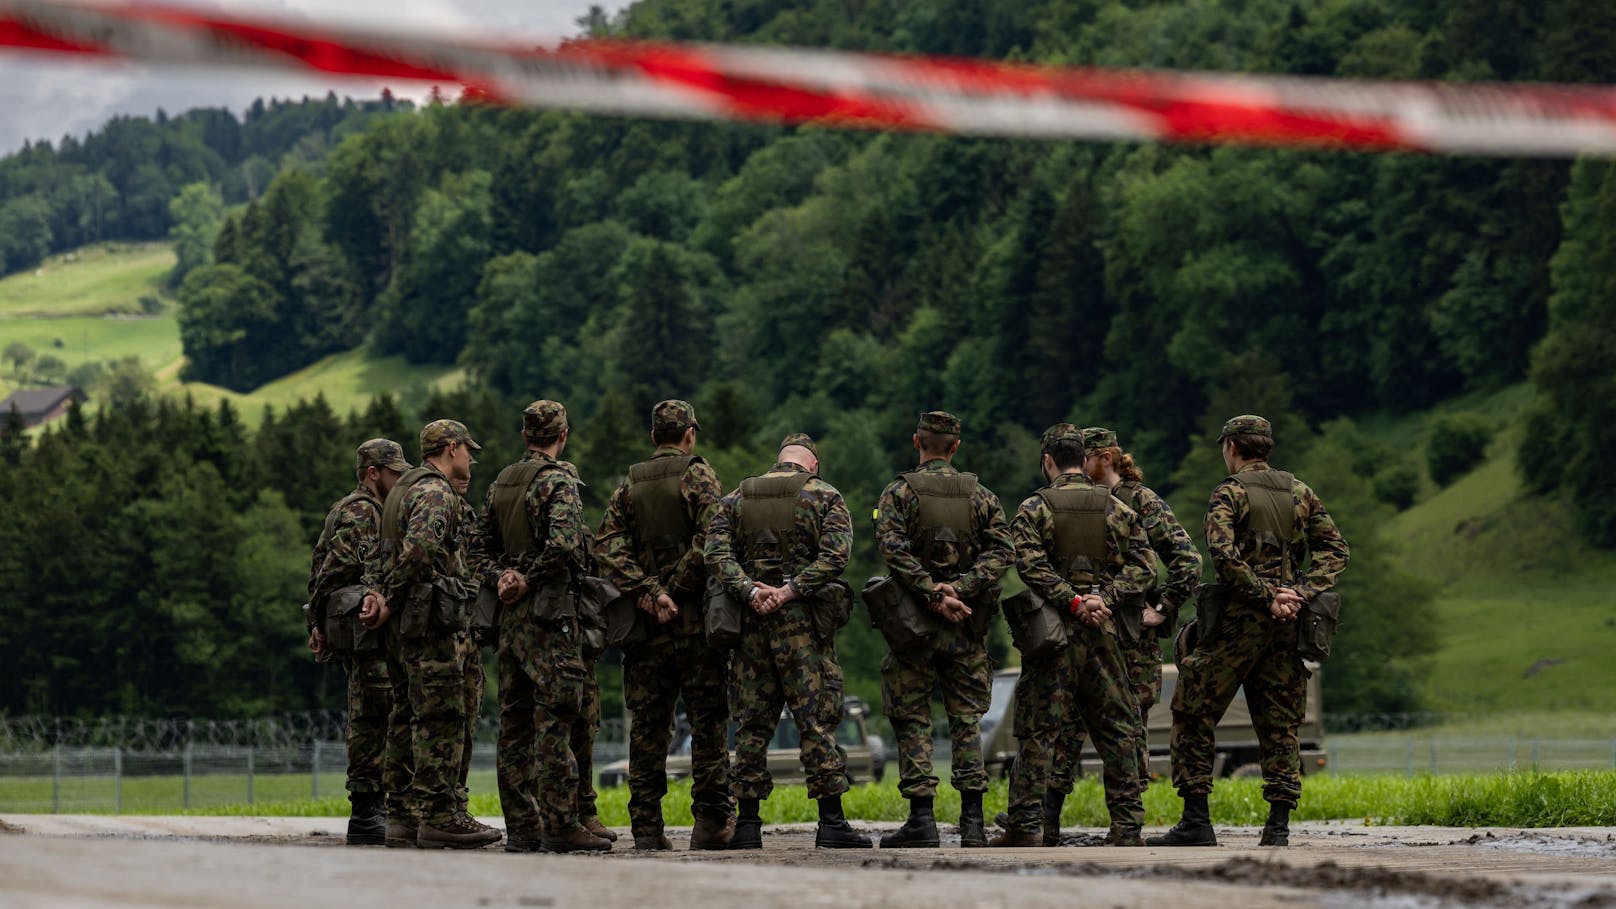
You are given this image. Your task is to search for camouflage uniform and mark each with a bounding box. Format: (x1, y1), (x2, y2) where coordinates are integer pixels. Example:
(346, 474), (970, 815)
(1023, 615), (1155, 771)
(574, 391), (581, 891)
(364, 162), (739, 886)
(309, 476), (394, 795)
(1003, 424), (1155, 836)
(483, 401), (593, 841)
(456, 496), (492, 816)
(705, 435), (854, 802)
(594, 401), (732, 839)
(874, 414), (1014, 801)
(1170, 416), (1349, 809)
(379, 422), (481, 831)
(1049, 428), (1202, 790)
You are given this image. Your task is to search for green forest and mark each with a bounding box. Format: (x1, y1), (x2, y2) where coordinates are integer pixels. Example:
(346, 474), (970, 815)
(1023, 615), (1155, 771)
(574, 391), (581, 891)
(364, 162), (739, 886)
(4, 0), (1616, 723)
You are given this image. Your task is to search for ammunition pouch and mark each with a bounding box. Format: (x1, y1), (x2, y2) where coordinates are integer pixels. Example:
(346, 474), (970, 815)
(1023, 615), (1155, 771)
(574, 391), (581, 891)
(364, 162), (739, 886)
(471, 583), (501, 648)
(1114, 591), (1148, 648)
(605, 593), (650, 651)
(1173, 619), (1200, 668)
(966, 587), (1001, 640)
(528, 576), (578, 623)
(862, 575), (942, 653)
(321, 585), (382, 658)
(1194, 582), (1230, 642)
(808, 579), (854, 643)
(1297, 592), (1341, 663)
(703, 577), (745, 651)
(1001, 589), (1068, 663)
(399, 577), (470, 639)
(578, 577), (616, 661)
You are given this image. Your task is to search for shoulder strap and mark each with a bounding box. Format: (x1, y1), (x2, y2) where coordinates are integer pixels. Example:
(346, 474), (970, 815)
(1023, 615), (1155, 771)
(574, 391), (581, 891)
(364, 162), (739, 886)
(492, 459), (554, 558)
(379, 466), (441, 549)
(320, 491), (380, 545)
(1112, 480), (1144, 513)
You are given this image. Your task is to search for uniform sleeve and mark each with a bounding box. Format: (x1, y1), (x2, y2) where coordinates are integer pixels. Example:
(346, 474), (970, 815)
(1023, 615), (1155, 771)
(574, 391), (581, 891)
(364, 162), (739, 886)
(955, 488), (1015, 601)
(1137, 487), (1202, 615)
(308, 503), (374, 619)
(527, 471), (586, 585)
(665, 459), (723, 597)
(1104, 500), (1155, 607)
(875, 480), (936, 600)
(1297, 481), (1350, 600)
(594, 482), (656, 598)
(703, 491), (754, 601)
(1205, 481), (1271, 605)
(1011, 496), (1078, 608)
(789, 484), (852, 596)
(381, 483), (454, 596)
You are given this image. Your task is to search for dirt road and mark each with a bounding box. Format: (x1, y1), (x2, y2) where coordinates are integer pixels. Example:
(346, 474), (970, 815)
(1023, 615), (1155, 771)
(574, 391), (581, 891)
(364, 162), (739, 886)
(4, 815), (1614, 908)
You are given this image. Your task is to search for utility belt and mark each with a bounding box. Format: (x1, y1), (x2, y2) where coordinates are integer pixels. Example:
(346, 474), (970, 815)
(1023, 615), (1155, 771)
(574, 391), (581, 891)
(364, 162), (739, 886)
(1183, 581), (1341, 663)
(703, 577), (853, 651)
(316, 585), (385, 658)
(397, 576), (472, 640)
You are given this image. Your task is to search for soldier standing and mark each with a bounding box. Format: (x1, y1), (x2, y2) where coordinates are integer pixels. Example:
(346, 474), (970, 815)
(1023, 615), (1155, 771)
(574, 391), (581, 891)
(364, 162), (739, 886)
(874, 412), (1014, 849)
(378, 420), (501, 849)
(1151, 416), (1348, 848)
(1040, 427), (1202, 843)
(995, 424), (1154, 847)
(454, 492), (497, 838)
(484, 401), (610, 853)
(307, 439), (411, 845)
(705, 433), (870, 849)
(593, 400), (733, 851)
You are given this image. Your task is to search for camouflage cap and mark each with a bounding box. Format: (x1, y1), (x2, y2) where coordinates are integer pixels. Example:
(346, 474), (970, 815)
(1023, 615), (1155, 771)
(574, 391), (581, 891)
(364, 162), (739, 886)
(1217, 414), (1273, 442)
(1082, 427), (1118, 453)
(356, 438), (412, 473)
(917, 411), (961, 436)
(1040, 423), (1084, 450)
(779, 432), (819, 458)
(420, 419), (481, 456)
(523, 400), (568, 441)
(651, 399), (700, 432)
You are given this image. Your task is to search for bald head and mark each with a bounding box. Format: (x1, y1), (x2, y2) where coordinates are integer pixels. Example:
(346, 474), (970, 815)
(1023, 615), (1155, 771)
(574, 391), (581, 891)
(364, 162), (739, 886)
(779, 444), (819, 472)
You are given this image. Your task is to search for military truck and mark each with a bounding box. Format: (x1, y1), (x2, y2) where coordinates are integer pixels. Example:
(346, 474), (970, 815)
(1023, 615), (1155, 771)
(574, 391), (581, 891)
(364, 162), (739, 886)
(980, 665), (1328, 780)
(597, 695), (886, 788)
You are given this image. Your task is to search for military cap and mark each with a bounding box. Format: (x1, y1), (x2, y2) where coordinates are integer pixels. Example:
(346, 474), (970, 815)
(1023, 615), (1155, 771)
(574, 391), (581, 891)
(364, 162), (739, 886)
(651, 399), (700, 432)
(356, 438), (412, 473)
(420, 419), (481, 456)
(917, 411), (961, 436)
(523, 400), (568, 441)
(1217, 414), (1273, 442)
(1082, 427), (1118, 453)
(779, 432), (819, 458)
(1040, 423), (1084, 450)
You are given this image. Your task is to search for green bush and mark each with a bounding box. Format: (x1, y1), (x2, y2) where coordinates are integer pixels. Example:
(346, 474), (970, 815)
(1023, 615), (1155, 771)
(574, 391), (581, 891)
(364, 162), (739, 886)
(1372, 465), (1420, 509)
(1427, 413), (1494, 487)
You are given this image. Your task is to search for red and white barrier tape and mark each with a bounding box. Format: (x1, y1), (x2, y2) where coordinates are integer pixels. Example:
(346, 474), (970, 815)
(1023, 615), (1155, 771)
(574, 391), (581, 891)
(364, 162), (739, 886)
(5, 0), (1616, 157)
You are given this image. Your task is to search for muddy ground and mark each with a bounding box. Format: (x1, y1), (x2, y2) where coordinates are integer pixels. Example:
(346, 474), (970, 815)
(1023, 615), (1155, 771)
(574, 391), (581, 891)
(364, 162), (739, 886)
(4, 816), (1615, 909)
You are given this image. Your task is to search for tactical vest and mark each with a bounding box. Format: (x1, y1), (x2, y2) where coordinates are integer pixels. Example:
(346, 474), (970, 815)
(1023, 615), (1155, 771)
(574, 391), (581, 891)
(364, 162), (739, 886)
(626, 454), (698, 585)
(737, 472), (815, 586)
(1037, 483), (1112, 586)
(310, 490), (381, 598)
(490, 457), (563, 558)
(901, 470), (980, 583)
(1230, 469), (1300, 583)
(379, 466), (456, 560)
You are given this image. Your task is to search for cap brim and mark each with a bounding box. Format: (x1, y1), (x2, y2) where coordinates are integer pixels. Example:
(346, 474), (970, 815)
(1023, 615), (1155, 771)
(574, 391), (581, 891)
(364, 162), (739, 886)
(385, 457), (414, 471)
(465, 437), (482, 451)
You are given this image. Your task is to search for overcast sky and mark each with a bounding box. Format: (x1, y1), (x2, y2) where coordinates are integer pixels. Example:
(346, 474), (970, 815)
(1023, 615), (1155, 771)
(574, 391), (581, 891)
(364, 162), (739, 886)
(0, 0), (623, 154)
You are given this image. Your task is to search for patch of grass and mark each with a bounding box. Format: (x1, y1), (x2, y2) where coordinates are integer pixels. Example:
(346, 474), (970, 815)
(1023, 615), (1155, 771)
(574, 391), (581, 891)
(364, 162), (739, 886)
(0, 314), (182, 382)
(173, 349), (465, 428)
(0, 243), (173, 317)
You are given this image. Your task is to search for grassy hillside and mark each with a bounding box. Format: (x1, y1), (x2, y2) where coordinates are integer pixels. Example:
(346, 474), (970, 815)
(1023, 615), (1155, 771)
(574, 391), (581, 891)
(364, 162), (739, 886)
(1368, 385), (1616, 715)
(0, 242), (459, 423)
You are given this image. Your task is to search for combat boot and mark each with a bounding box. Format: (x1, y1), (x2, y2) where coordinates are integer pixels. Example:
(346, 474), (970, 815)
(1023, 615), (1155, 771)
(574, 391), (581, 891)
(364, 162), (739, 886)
(582, 815), (618, 843)
(878, 796), (939, 849)
(729, 799), (763, 850)
(417, 813), (503, 849)
(690, 813), (735, 851)
(1146, 793), (1218, 847)
(455, 806), (498, 836)
(987, 819), (1041, 848)
(384, 811), (418, 849)
(1259, 804), (1291, 847)
(958, 790), (987, 848)
(814, 796), (872, 849)
(504, 828), (545, 853)
(541, 824), (613, 853)
(633, 833), (672, 850)
(1105, 825), (1144, 847)
(1040, 791), (1065, 847)
(346, 791), (386, 846)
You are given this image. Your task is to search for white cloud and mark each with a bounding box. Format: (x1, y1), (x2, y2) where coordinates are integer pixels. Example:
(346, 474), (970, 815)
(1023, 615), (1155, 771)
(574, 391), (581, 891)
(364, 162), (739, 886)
(0, 0), (619, 153)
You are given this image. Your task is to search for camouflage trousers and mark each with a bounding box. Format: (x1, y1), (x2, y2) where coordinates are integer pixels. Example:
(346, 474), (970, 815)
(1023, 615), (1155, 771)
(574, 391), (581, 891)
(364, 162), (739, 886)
(731, 604), (847, 801)
(574, 664), (601, 821)
(343, 657), (392, 795)
(496, 614), (587, 837)
(457, 634), (484, 812)
(1170, 606), (1308, 807)
(1006, 623), (1144, 832)
(624, 631), (732, 832)
(1049, 632), (1163, 793)
(383, 630), (467, 826)
(881, 620), (990, 799)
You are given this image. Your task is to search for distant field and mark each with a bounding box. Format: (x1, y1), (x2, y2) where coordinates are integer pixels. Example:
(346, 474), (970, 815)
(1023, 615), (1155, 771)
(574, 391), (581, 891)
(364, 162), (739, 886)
(175, 349), (465, 427)
(0, 314), (182, 387)
(0, 243), (173, 317)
